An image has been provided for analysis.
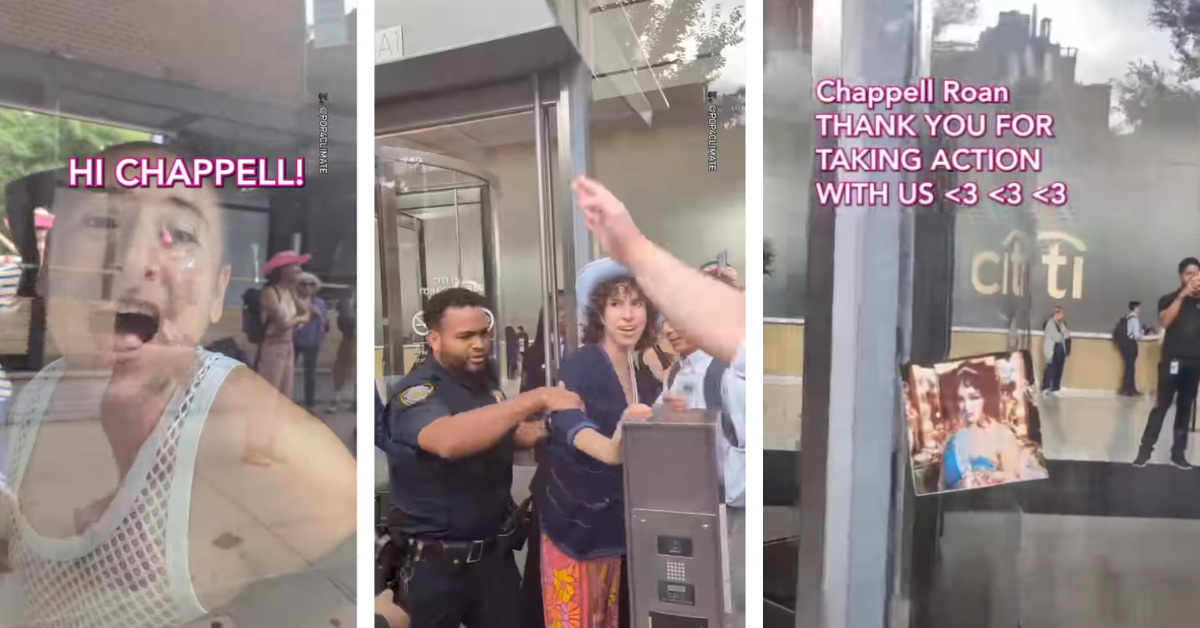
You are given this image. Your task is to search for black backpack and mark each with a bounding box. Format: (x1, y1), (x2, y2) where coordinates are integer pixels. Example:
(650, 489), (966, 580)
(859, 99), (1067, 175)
(1111, 315), (1133, 348)
(203, 336), (251, 366)
(666, 358), (740, 449)
(242, 287), (268, 344)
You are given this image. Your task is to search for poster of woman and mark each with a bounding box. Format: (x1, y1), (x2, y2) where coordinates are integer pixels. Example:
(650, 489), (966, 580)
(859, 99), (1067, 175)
(903, 350), (1049, 495)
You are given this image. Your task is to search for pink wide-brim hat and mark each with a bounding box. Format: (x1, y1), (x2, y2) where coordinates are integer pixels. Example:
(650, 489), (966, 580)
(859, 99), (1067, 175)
(260, 250), (311, 277)
(33, 208), (55, 230)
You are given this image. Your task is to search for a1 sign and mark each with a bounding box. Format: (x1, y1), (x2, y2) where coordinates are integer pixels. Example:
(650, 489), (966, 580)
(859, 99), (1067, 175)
(376, 26), (404, 65)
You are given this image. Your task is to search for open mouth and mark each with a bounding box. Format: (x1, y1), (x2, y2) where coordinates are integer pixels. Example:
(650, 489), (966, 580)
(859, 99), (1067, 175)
(115, 312), (159, 344)
(91, 299), (161, 355)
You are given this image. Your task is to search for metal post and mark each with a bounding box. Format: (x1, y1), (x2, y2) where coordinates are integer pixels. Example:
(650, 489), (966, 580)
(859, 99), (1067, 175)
(555, 58), (593, 353)
(541, 104), (562, 361)
(453, 187), (462, 279)
(796, 0), (915, 625)
(533, 73), (558, 383)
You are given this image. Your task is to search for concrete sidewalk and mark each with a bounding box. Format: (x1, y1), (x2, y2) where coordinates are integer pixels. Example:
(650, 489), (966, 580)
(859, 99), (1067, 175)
(0, 373), (360, 628)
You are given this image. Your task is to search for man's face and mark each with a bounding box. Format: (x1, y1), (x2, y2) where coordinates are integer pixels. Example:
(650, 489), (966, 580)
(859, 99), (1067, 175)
(662, 319), (696, 357)
(1053, 308), (1064, 321)
(1184, 264), (1200, 289)
(44, 145), (231, 369)
(430, 305), (493, 374)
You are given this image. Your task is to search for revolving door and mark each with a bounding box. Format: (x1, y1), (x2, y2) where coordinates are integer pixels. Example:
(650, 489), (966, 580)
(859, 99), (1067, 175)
(376, 147), (499, 380)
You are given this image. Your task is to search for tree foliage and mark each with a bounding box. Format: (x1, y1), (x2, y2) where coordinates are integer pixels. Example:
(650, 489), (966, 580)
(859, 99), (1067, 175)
(1112, 59), (1199, 127)
(0, 107), (149, 217)
(933, 0), (980, 39)
(1149, 0), (1200, 80)
(608, 1), (745, 126)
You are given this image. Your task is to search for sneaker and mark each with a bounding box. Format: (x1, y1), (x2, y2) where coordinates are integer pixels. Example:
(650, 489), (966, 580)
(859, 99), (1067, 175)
(1133, 450), (1151, 467)
(1172, 455), (1195, 470)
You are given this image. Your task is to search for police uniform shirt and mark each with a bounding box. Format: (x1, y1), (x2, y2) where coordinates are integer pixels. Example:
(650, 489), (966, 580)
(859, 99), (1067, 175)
(1159, 289), (1200, 360)
(653, 345), (746, 508)
(384, 359), (514, 540)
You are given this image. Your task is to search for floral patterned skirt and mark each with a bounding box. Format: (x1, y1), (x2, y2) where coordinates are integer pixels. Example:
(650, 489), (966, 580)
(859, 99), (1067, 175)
(540, 534), (621, 628)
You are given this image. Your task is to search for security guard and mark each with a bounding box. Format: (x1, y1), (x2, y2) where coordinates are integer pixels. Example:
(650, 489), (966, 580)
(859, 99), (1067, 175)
(381, 288), (583, 628)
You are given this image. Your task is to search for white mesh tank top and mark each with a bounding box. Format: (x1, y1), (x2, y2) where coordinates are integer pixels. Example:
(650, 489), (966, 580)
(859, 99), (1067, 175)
(4, 348), (241, 628)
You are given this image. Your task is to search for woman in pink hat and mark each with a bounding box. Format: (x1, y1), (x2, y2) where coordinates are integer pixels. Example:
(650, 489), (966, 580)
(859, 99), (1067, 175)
(254, 250), (313, 443)
(33, 208), (54, 265)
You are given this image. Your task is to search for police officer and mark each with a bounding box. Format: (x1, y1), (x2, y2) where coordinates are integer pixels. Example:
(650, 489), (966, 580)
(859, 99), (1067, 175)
(381, 288), (583, 627)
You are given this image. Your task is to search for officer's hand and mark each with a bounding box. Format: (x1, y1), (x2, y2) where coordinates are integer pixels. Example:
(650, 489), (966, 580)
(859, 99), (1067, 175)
(541, 382), (585, 412)
(661, 394), (688, 413)
(622, 403), (654, 422)
(516, 419), (549, 445)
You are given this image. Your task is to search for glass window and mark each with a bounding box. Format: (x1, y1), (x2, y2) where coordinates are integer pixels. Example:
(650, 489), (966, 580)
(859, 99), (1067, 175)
(0, 2), (359, 626)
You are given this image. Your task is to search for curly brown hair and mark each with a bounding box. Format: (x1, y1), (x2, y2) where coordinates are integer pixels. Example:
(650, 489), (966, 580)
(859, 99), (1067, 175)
(581, 276), (659, 351)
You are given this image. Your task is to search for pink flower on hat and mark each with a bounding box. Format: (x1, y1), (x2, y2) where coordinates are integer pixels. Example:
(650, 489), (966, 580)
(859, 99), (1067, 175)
(33, 208), (55, 230)
(260, 250), (312, 277)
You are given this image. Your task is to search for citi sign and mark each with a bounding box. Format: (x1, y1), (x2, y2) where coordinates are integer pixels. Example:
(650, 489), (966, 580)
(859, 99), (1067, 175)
(970, 230), (1085, 300)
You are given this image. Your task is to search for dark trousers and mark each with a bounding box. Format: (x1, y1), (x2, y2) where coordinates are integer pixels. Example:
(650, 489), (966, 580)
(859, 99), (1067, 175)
(1139, 358), (1200, 455)
(1042, 344), (1066, 391)
(298, 346), (320, 408)
(520, 510), (543, 627)
(1120, 344), (1139, 393)
(398, 549), (522, 628)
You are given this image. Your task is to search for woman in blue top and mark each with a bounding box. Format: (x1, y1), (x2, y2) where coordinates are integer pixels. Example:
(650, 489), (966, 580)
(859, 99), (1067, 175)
(939, 364), (1023, 491)
(293, 272), (328, 410)
(538, 258), (659, 628)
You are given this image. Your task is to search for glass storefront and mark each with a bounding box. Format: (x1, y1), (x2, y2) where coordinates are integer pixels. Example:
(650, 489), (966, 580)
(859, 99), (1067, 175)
(375, 0), (746, 389)
(0, 1), (359, 626)
(768, 0), (1200, 625)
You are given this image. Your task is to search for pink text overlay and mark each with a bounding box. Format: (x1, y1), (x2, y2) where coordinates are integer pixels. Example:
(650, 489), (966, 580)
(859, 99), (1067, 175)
(67, 157), (306, 189)
(812, 77), (1065, 208)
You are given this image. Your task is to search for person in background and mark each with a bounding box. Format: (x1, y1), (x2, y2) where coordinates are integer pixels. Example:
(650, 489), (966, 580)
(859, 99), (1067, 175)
(516, 325), (530, 366)
(505, 325), (519, 381)
(332, 290), (357, 412)
(294, 272), (328, 411)
(639, 330), (674, 385)
(1134, 257), (1200, 469)
(1041, 306), (1069, 394)
(1118, 301), (1145, 396)
(32, 208), (54, 265)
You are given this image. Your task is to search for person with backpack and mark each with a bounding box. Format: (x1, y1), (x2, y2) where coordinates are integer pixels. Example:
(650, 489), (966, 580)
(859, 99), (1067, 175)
(1114, 301), (1145, 396)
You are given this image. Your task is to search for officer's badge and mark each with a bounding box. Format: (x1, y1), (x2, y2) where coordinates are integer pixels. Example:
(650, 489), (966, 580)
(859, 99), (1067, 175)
(399, 383), (434, 406)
